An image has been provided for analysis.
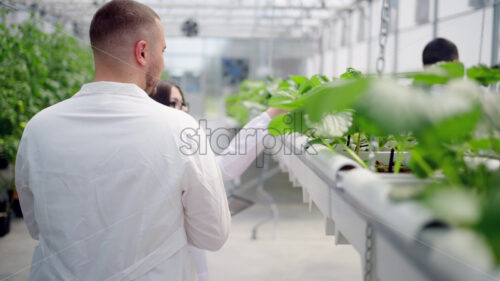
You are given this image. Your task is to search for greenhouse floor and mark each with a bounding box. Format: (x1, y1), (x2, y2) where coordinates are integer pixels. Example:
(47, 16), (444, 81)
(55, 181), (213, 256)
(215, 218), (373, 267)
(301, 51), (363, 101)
(0, 159), (362, 281)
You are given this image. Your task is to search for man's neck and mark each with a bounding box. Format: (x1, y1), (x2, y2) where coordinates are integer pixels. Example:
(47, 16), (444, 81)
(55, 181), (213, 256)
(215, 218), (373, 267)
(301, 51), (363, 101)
(93, 64), (145, 89)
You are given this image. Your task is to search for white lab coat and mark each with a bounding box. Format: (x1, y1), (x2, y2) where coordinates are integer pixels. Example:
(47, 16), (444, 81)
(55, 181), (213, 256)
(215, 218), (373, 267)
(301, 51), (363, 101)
(216, 112), (272, 181)
(189, 112), (272, 281)
(15, 81), (231, 281)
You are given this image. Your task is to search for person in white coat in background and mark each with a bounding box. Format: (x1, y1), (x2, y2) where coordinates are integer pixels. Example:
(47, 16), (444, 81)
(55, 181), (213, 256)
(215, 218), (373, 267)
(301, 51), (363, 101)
(152, 81), (288, 281)
(15, 1), (230, 280)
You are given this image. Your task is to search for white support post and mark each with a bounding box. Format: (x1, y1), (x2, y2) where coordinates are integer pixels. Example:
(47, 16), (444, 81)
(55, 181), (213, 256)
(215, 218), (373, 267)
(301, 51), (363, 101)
(347, 10), (353, 67)
(432, 0), (439, 38)
(491, 0), (500, 66)
(319, 26), (325, 74)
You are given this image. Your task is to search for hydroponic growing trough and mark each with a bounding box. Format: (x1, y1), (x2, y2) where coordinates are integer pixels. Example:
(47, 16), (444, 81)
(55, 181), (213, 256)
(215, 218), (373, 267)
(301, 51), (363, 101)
(270, 134), (500, 281)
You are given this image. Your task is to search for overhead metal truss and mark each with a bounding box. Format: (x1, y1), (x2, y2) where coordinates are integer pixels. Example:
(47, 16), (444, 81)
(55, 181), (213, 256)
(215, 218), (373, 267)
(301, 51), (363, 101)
(2, 0), (358, 39)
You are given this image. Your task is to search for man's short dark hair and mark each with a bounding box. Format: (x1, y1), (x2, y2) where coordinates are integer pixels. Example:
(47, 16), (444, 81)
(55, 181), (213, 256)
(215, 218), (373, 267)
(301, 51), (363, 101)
(89, 0), (160, 53)
(422, 38), (459, 66)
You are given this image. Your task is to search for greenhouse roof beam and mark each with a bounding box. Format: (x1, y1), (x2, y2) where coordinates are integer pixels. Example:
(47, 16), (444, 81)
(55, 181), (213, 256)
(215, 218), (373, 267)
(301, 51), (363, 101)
(64, 10), (334, 20)
(161, 25), (315, 39)
(74, 13), (332, 22)
(11, 0), (359, 40)
(72, 11), (327, 31)
(37, 4), (336, 21)
(29, 1), (341, 11)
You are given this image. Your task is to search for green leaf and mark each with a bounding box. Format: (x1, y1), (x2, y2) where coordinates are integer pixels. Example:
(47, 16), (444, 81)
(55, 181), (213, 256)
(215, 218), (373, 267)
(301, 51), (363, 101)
(298, 79), (314, 95)
(340, 67), (363, 80)
(475, 189), (500, 264)
(290, 75), (307, 87)
(409, 146), (440, 178)
(440, 61), (465, 78)
(310, 74), (329, 86)
(268, 110), (308, 136)
(304, 78), (369, 123)
(226, 103), (249, 126)
(408, 106), (481, 182)
(305, 111), (353, 138)
(305, 138), (324, 147)
(417, 105), (481, 144)
(467, 65), (500, 86)
(319, 74), (330, 82)
(408, 73), (449, 86)
(278, 80), (292, 89)
(408, 61), (465, 86)
(268, 90), (304, 111)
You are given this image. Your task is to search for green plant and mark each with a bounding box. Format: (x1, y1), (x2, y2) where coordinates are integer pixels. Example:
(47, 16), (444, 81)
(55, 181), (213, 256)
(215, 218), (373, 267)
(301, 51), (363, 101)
(467, 65), (500, 86)
(225, 79), (272, 126)
(229, 64), (500, 264)
(0, 10), (93, 192)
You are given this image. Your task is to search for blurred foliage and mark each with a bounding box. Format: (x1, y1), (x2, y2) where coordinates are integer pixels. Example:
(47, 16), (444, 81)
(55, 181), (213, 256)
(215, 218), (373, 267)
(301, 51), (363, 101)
(0, 10), (93, 171)
(407, 61), (500, 88)
(339, 67), (363, 80)
(229, 63), (500, 264)
(407, 61), (465, 87)
(467, 65), (500, 86)
(225, 79), (272, 126)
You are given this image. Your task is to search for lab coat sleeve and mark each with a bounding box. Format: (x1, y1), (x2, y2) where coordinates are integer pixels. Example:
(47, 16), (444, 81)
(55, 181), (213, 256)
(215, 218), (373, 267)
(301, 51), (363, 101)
(15, 125), (40, 240)
(181, 125), (231, 251)
(216, 112), (272, 181)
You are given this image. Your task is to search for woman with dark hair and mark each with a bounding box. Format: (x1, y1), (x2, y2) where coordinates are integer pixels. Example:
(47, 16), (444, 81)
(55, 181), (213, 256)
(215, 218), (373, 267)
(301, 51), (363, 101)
(153, 81), (189, 113)
(152, 81), (287, 281)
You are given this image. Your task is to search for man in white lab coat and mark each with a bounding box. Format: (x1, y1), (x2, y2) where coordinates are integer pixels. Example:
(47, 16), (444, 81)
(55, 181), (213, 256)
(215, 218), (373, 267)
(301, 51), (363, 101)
(15, 1), (231, 280)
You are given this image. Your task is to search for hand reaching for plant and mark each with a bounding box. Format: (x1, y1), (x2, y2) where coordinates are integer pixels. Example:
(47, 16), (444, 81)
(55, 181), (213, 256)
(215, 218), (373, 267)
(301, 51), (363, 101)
(265, 108), (289, 119)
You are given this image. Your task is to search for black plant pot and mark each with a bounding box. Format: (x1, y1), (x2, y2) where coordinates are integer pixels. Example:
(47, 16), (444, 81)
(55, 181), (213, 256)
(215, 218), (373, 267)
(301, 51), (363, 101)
(0, 200), (11, 237)
(11, 199), (22, 218)
(0, 155), (8, 170)
(0, 155), (12, 236)
(7, 190), (22, 218)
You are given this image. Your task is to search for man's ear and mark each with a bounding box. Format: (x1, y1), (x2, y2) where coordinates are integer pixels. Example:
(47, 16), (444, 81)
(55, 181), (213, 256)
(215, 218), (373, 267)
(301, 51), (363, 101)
(134, 40), (148, 66)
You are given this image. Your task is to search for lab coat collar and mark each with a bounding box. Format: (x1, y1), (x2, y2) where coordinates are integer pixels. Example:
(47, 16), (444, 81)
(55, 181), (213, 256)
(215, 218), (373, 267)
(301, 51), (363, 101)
(74, 81), (150, 99)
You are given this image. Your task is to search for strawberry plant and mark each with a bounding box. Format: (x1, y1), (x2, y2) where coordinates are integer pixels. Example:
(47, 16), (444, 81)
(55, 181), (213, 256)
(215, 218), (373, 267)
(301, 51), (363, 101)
(225, 78), (276, 126)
